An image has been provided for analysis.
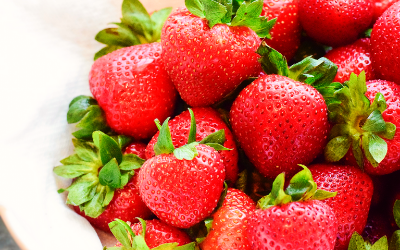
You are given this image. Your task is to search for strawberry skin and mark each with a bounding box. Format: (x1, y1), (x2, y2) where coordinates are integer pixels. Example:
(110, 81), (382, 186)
(325, 38), (375, 83)
(248, 200), (337, 249)
(371, 1), (400, 84)
(115, 220), (191, 248)
(344, 80), (400, 175)
(138, 144), (225, 228)
(89, 43), (177, 139)
(261, 0), (302, 61)
(373, 0), (398, 21)
(145, 108), (239, 185)
(200, 188), (256, 250)
(298, 0), (374, 47)
(124, 141), (147, 159)
(73, 174), (153, 233)
(161, 7), (261, 107)
(230, 74), (329, 179)
(309, 164), (374, 250)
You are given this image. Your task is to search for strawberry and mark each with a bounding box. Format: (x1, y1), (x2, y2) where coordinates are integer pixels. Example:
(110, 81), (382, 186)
(309, 164), (374, 250)
(373, 0), (398, 22)
(371, 1), (400, 84)
(145, 107), (239, 185)
(161, 0), (276, 107)
(54, 132), (152, 232)
(124, 141), (147, 159)
(230, 43), (339, 179)
(247, 165), (338, 250)
(325, 74), (398, 175)
(200, 188), (256, 250)
(138, 109), (228, 228)
(261, 0), (302, 61)
(89, 42), (177, 140)
(106, 219), (195, 250)
(325, 38), (375, 84)
(298, 0), (374, 47)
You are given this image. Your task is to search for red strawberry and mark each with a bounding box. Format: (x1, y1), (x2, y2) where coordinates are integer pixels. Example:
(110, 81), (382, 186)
(145, 107), (239, 185)
(261, 0), (302, 61)
(200, 188), (256, 250)
(298, 0), (374, 47)
(161, 1), (276, 107)
(371, 1), (400, 84)
(230, 74), (329, 179)
(73, 174), (152, 233)
(309, 164), (374, 250)
(124, 141), (147, 159)
(89, 43), (177, 140)
(325, 38), (375, 83)
(373, 0), (399, 21)
(247, 166), (337, 250)
(115, 220), (191, 248)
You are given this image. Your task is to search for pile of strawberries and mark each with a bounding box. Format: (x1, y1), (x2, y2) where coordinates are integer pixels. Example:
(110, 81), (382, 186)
(54, 0), (400, 249)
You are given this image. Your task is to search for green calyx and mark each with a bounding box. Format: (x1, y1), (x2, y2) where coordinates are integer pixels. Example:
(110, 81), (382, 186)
(324, 72), (396, 168)
(257, 42), (343, 105)
(185, 0), (276, 38)
(105, 219), (197, 250)
(94, 0), (172, 60)
(348, 232), (388, 250)
(257, 165), (336, 209)
(54, 131), (145, 218)
(153, 108), (231, 161)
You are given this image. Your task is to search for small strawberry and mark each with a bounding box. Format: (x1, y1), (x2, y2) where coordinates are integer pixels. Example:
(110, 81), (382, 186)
(124, 141), (147, 159)
(247, 165), (338, 250)
(54, 132), (152, 232)
(309, 164), (374, 250)
(106, 219), (196, 250)
(89, 42), (177, 140)
(138, 109), (229, 228)
(371, 1), (400, 84)
(161, 0), (276, 107)
(325, 75), (399, 175)
(325, 38), (375, 83)
(145, 107), (239, 185)
(200, 188), (256, 250)
(230, 43), (339, 179)
(298, 0), (374, 47)
(261, 0), (302, 61)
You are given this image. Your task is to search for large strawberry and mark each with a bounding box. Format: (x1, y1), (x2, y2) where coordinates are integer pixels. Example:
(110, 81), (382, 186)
(373, 0), (398, 22)
(371, 1), (400, 84)
(138, 109), (228, 228)
(325, 75), (398, 175)
(261, 0), (302, 61)
(145, 107), (239, 185)
(200, 188), (256, 250)
(309, 164), (374, 250)
(161, 0), (276, 107)
(89, 42), (177, 140)
(230, 43), (340, 179)
(247, 165), (338, 250)
(325, 38), (375, 83)
(54, 132), (152, 232)
(298, 0), (374, 47)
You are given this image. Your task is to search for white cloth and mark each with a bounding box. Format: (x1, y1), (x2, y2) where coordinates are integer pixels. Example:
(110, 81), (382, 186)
(0, 0), (183, 249)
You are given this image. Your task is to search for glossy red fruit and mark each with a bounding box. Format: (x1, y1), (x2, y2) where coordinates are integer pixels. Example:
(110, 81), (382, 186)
(373, 0), (398, 21)
(138, 144), (225, 228)
(310, 164), (374, 250)
(230, 74), (329, 179)
(298, 0), (374, 47)
(261, 0), (301, 61)
(248, 201), (337, 250)
(200, 188), (256, 250)
(371, 1), (400, 84)
(345, 80), (400, 175)
(325, 38), (375, 83)
(145, 108), (239, 185)
(124, 141), (147, 159)
(116, 220), (191, 248)
(73, 174), (152, 232)
(161, 7), (261, 107)
(89, 43), (177, 139)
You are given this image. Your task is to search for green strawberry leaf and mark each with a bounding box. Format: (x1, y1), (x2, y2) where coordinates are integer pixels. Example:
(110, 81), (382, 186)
(174, 242), (197, 250)
(174, 142), (199, 160)
(362, 133), (379, 168)
(119, 154), (145, 171)
(121, 0), (152, 40)
(154, 118), (175, 155)
(371, 236), (388, 250)
(235, 169), (248, 192)
(370, 92), (387, 113)
(324, 135), (351, 162)
(186, 0), (205, 18)
(389, 230), (400, 250)
(285, 164), (317, 201)
(152, 243), (179, 250)
(83, 186), (107, 218)
(204, 143), (232, 151)
(368, 134), (388, 164)
(312, 189), (337, 200)
(199, 129), (226, 144)
(362, 110), (387, 133)
(72, 139), (99, 163)
(257, 41), (289, 76)
(95, 24), (140, 47)
(365, 28), (372, 38)
(66, 174), (98, 206)
(53, 165), (93, 179)
(352, 137), (364, 170)
(67, 96), (98, 123)
(214, 182), (228, 212)
(94, 46), (123, 60)
(109, 219), (134, 248)
(393, 200), (400, 228)
(257, 173), (292, 209)
(188, 108), (197, 144)
(202, 0), (228, 28)
(99, 158), (122, 189)
(150, 7), (173, 41)
(112, 135), (133, 149)
(93, 131), (123, 165)
(103, 186), (115, 207)
(348, 232), (368, 250)
(380, 122), (396, 140)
